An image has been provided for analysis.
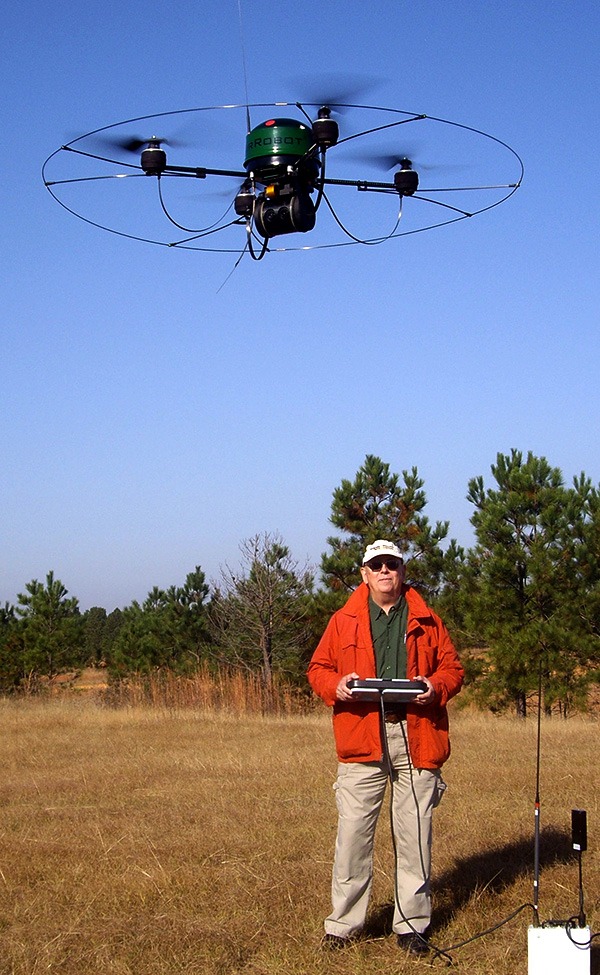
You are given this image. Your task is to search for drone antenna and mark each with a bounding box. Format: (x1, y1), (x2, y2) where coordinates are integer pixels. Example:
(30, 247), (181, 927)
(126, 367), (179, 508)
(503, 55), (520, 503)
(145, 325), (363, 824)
(236, 0), (252, 132)
(216, 241), (248, 294)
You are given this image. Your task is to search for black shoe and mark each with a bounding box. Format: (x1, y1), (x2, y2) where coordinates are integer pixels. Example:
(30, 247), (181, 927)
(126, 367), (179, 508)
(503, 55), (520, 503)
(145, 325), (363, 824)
(322, 934), (351, 950)
(397, 931), (430, 955)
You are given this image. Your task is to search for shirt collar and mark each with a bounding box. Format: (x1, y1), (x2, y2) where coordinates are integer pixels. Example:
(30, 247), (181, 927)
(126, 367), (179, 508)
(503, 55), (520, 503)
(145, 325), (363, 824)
(369, 594), (405, 618)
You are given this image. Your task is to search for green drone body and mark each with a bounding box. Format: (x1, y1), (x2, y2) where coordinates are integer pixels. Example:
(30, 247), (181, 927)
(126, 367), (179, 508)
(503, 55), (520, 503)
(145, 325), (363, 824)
(244, 118), (314, 181)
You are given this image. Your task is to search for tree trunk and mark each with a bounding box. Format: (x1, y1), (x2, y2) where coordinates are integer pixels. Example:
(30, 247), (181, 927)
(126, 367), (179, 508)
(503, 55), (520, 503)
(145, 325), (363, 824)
(260, 630), (274, 712)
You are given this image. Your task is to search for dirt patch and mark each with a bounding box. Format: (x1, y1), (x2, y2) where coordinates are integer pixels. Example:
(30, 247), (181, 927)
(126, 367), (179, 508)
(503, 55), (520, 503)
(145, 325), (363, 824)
(45, 667), (109, 694)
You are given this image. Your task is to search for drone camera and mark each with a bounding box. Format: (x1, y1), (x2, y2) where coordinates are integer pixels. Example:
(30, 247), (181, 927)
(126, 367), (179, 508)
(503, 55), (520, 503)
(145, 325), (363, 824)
(140, 140), (167, 176)
(254, 192), (316, 239)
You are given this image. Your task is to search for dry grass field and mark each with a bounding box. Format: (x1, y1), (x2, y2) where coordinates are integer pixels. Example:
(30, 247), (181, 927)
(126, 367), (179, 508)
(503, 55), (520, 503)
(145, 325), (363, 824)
(0, 697), (598, 974)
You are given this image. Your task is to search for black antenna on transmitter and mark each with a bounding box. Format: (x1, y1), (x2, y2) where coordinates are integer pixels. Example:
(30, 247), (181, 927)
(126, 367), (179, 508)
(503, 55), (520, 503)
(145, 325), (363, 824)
(571, 808), (587, 928)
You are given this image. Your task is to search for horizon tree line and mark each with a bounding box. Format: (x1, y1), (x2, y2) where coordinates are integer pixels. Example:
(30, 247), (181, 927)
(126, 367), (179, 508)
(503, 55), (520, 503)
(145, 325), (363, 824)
(2, 451), (599, 716)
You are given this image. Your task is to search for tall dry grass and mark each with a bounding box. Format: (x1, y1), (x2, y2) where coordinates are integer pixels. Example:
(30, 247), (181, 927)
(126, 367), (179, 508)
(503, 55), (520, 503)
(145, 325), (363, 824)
(0, 697), (597, 975)
(102, 665), (311, 715)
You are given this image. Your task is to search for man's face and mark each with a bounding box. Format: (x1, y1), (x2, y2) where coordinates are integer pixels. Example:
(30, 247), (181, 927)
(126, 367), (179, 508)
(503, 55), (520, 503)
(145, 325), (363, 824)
(360, 556), (405, 605)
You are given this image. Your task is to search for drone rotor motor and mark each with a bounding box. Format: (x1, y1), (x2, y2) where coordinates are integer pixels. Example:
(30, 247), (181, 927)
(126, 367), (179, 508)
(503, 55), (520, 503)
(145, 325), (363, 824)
(311, 106), (339, 150)
(234, 182), (255, 217)
(393, 158), (419, 196)
(140, 139), (168, 176)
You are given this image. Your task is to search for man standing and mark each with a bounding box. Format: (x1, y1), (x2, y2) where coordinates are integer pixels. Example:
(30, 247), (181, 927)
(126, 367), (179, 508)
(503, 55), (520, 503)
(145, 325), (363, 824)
(307, 539), (464, 954)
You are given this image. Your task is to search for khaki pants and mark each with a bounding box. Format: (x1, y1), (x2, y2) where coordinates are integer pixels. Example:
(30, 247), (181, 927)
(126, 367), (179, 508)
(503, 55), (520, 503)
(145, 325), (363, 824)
(325, 720), (445, 939)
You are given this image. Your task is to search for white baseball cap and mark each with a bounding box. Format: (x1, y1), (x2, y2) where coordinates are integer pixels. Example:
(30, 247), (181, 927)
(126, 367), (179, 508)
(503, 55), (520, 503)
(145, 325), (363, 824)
(362, 539), (403, 565)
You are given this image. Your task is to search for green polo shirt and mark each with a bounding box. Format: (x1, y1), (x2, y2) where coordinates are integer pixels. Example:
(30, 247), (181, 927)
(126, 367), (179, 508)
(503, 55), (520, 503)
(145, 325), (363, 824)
(369, 595), (408, 680)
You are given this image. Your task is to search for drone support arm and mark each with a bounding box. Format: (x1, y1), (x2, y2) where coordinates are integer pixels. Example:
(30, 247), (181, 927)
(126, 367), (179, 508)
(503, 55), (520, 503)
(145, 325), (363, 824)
(321, 176), (396, 192)
(162, 165), (247, 179)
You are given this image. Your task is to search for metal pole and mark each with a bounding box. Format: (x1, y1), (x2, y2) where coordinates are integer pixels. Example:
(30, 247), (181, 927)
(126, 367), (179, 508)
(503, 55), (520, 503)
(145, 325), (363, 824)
(533, 660), (543, 925)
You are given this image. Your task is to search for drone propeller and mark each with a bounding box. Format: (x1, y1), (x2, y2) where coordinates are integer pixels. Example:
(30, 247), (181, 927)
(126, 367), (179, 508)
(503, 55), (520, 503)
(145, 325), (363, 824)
(338, 144), (423, 169)
(290, 72), (382, 113)
(285, 74), (380, 152)
(89, 134), (185, 154)
(355, 148), (467, 174)
(368, 152), (421, 171)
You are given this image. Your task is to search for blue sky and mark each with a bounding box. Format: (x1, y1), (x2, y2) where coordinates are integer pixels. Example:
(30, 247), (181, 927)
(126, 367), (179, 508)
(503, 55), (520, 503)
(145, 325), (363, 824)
(2, 0), (598, 611)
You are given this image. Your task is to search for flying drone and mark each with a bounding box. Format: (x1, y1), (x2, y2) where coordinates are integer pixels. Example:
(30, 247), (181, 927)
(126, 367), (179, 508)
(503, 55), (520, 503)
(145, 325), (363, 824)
(42, 98), (523, 260)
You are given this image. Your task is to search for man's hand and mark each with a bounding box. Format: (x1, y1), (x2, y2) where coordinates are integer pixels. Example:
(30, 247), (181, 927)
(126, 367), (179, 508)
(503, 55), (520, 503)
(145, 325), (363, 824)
(414, 675), (436, 706)
(336, 672), (360, 701)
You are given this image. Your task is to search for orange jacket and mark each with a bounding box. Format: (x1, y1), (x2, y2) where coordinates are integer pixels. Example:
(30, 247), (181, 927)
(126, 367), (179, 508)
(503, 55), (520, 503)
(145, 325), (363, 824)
(307, 582), (464, 768)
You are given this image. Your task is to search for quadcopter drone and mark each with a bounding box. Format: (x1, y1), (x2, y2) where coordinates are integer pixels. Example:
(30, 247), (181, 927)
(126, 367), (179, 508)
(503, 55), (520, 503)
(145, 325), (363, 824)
(42, 100), (523, 260)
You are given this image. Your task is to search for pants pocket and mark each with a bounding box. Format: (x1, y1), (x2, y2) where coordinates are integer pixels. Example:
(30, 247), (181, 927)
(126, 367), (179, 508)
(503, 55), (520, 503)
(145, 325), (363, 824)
(432, 771), (447, 808)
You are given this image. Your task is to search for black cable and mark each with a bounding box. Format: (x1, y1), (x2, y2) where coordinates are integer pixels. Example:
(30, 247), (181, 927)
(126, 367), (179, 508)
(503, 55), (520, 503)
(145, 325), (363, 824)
(540, 917), (599, 950)
(246, 218), (269, 260)
(378, 695), (454, 965)
(166, 219), (246, 247)
(320, 189), (402, 245)
(433, 902), (537, 960)
(378, 692), (543, 965)
(157, 177), (235, 234)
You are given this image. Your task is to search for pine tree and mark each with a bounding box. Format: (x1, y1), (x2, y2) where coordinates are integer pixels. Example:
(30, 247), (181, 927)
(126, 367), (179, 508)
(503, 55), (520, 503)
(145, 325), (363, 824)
(321, 454), (451, 598)
(16, 571), (83, 678)
(0, 603), (23, 691)
(108, 567), (210, 674)
(466, 450), (599, 716)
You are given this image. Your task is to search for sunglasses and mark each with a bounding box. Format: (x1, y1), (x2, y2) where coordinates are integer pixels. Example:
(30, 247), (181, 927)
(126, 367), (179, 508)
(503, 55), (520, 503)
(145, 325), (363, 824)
(365, 557), (402, 572)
